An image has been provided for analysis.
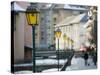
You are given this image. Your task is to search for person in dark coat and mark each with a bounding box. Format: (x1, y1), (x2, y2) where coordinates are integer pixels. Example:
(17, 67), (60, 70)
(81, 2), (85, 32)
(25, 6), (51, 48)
(83, 52), (89, 66)
(93, 52), (97, 65)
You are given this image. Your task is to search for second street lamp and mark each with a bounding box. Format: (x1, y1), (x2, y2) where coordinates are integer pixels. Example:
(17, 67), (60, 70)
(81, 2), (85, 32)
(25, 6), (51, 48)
(26, 3), (39, 73)
(55, 28), (62, 71)
(70, 39), (74, 50)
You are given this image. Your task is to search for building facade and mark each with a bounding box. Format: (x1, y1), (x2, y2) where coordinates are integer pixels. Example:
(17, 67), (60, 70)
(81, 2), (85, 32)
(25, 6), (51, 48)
(54, 5), (88, 51)
(12, 2), (90, 63)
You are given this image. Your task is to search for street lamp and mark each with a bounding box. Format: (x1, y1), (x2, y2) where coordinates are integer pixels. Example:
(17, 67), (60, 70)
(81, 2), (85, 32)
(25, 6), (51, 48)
(63, 33), (67, 50)
(55, 28), (62, 71)
(26, 3), (39, 73)
(67, 37), (70, 50)
(70, 39), (74, 50)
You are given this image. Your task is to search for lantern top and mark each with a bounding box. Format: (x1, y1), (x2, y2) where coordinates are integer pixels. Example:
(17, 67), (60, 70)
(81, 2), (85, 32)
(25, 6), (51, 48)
(26, 3), (40, 13)
(56, 28), (61, 32)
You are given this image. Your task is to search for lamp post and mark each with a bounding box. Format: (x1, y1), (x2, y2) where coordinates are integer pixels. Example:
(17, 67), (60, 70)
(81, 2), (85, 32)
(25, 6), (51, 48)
(63, 33), (67, 50)
(55, 28), (62, 71)
(70, 39), (74, 50)
(26, 3), (39, 73)
(67, 37), (70, 50)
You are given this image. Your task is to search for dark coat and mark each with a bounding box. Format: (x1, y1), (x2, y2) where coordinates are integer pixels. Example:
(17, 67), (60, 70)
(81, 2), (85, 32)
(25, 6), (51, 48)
(93, 53), (97, 63)
(83, 53), (89, 60)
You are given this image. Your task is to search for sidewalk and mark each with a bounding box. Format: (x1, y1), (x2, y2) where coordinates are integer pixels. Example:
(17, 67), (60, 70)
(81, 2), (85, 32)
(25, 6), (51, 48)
(42, 56), (97, 72)
(14, 58), (67, 72)
(66, 56), (97, 71)
(15, 56), (97, 73)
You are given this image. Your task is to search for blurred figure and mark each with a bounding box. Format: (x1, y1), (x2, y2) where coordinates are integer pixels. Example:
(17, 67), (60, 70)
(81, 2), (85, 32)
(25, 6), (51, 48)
(83, 52), (89, 66)
(93, 52), (97, 65)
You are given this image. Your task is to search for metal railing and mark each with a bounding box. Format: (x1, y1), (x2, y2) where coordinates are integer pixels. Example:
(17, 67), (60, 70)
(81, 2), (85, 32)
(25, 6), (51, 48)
(60, 51), (74, 71)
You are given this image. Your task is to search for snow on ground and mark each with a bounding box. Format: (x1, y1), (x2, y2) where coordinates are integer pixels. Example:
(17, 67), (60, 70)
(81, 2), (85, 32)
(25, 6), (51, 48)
(14, 59), (67, 67)
(14, 56), (97, 73)
(42, 68), (58, 72)
(15, 71), (32, 74)
(36, 59), (66, 65)
(66, 56), (97, 71)
(42, 56), (97, 72)
(14, 59), (67, 74)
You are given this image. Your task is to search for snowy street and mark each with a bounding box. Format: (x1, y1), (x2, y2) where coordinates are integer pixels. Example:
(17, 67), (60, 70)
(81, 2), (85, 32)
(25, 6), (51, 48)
(65, 56), (97, 71)
(42, 56), (97, 72)
(15, 56), (97, 74)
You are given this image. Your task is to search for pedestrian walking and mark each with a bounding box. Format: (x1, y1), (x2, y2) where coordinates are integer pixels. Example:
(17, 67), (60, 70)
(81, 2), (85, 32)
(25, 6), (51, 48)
(93, 52), (97, 65)
(83, 52), (89, 66)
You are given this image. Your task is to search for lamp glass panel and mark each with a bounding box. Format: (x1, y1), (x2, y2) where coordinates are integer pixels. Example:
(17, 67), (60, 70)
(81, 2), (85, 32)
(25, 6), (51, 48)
(55, 31), (61, 39)
(29, 13), (37, 25)
(26, 13), (39, 25)
(63, 34), (67, 40)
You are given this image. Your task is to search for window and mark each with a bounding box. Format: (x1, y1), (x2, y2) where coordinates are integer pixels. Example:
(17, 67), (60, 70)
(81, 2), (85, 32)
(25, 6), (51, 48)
(73, 11), (79, 15)
(54, 17), (57, 22)
(41, 37), (44, 40)
(54, 24), (56, 26)
(41, 31), (44, 35)
(41, 17), (44, 21)
(48, 33), (50, 36)
(48, 26), (50, 29)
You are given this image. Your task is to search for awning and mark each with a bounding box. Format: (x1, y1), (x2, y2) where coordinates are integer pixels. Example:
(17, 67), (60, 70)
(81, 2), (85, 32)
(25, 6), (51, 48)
(11, 2), (26, 12)
(70, 13), (86, 23)
(55, 13), (86, 28)
(64, 5), (88, 11)
(55, 15), (76, 28)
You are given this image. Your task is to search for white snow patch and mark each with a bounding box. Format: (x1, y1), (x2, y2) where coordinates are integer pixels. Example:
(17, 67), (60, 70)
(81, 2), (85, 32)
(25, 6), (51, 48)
(36, 59), (66, 65)
(14, 59), (67, 67)
(15, 71), (32, 74)
(71, 57), (85, 66)
(49, 55), (57, 59)
(42, 68), (58, 72)
(66, 56), (97, 71)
